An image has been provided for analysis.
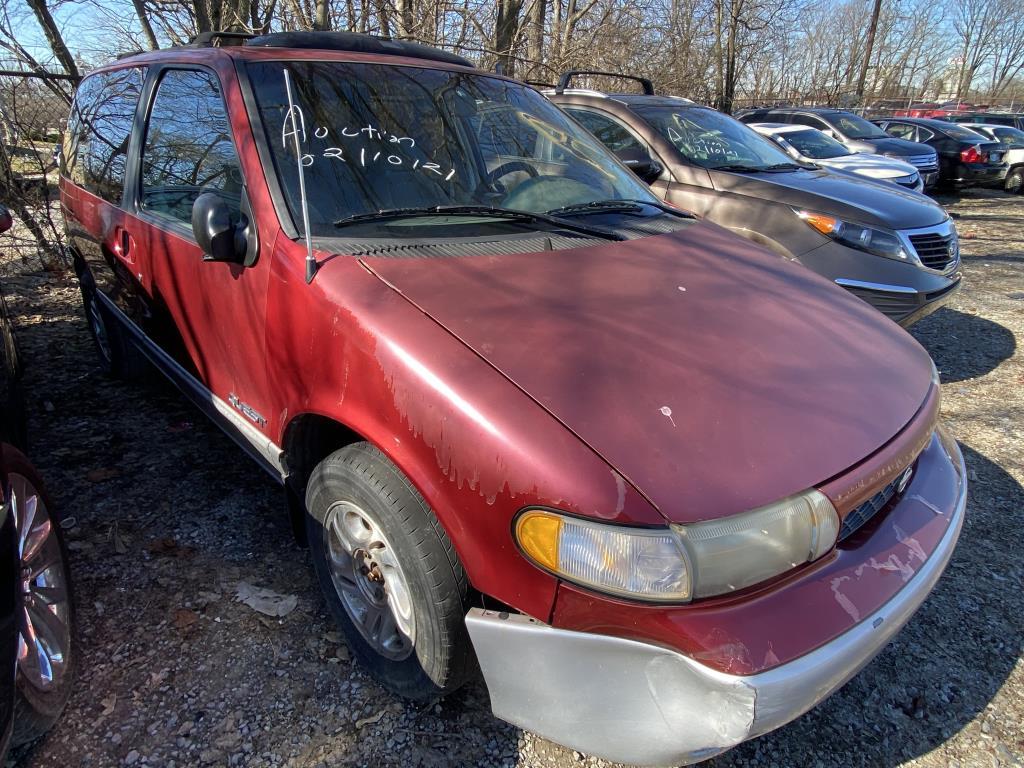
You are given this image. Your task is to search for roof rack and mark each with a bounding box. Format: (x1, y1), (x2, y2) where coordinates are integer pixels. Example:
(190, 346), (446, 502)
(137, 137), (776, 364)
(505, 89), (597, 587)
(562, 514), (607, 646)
(243, 31), (474, 68)
(555, 70), (654, 96)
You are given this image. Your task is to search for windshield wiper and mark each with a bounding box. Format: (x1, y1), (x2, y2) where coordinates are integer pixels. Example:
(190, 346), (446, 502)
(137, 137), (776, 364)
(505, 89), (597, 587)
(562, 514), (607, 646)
(332, 204), (624, 241)
(547, 199), (696, 220)
(708, 163), (766, 172)
(762, 162), (804, 171)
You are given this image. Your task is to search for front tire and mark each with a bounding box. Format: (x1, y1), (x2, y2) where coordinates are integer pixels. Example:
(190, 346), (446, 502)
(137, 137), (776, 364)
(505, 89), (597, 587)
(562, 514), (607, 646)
(305, 443), (473, 700)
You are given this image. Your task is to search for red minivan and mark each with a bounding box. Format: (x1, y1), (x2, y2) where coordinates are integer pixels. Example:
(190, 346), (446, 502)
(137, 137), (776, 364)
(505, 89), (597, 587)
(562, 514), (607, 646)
(60, 32), (966, 765)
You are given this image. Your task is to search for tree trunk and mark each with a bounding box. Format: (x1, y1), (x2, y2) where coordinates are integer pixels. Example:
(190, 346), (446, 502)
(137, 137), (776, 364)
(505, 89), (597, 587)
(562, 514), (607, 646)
(131, 0), (160, 49)
(397, 0), (415, 38)
(313, 0), (330, 30)
(526, 0), (546, 77)
(24, 0), (79, 78)
(855, 0), (883, 103)
(494, 0), (523, 75)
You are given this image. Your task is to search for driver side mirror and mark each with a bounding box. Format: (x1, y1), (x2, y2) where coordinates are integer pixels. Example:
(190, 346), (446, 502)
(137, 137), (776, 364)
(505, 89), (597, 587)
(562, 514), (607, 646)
(615, 147), (664, 183)
(191, 192), (248, 264)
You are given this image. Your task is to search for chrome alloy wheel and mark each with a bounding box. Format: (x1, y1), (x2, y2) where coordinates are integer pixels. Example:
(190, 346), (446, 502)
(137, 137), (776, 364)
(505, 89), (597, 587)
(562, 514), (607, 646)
(12, 473), (71, 692)
(323, 501), (415, 660)
(86, 294), (113, 365)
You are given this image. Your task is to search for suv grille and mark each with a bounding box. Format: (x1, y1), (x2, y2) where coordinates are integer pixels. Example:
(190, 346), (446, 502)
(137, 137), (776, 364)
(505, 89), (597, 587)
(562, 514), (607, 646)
(909, 232), (957, 271)
(906, 153), (938, 171)
(838, 466), (913, 541)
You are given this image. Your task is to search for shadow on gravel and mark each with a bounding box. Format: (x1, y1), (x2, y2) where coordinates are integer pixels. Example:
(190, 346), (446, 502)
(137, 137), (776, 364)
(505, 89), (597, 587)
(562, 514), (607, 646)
(911, 307), (1015, 384)
(706, 442), (1023, 767)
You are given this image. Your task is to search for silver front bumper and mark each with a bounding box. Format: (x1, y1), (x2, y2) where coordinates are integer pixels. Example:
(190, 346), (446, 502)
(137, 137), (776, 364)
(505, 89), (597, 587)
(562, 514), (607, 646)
(466, 444), (967, 767)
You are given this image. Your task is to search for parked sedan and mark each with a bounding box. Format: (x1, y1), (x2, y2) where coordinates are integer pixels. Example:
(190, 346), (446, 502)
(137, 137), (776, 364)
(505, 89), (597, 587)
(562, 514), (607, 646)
(751, 122), (923, 191)
(953, 123), (1024, 193)
(873, 117), (1007, 189)
(0, 205), (76, 761)
(553, 88), (961, 326)
(737, 107), (940, 186)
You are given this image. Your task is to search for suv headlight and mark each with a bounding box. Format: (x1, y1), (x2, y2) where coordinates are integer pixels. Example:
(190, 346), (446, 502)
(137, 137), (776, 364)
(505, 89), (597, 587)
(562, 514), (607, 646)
(796, 209), (910, 261)
(515, 489), (839, 603)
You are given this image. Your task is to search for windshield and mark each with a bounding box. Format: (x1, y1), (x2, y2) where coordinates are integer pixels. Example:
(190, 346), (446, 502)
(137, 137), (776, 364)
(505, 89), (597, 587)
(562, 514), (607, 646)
(831, 112), (887, 139)
(635, 106), (798, 170)
(777, 128), (851, 159)
(246, 61), (655, 237)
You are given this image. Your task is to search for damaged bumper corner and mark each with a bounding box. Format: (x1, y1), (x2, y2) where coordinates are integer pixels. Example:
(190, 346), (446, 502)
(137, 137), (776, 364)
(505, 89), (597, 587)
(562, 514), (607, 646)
(465, 441), (967, 767)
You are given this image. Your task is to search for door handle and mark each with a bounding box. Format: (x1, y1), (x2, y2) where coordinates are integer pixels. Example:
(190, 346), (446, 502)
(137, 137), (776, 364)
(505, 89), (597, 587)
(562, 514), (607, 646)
(112, 226), (136, 264)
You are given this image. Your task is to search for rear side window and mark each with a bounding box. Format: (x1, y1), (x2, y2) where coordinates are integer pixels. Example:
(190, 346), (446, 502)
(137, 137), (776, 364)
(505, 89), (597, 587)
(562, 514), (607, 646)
(885, 123), (917, 141)
(789, 114), (829, 130)
(140, 69), (241, 226)
(64, 68), (144, 204)
(565, 109), (644, 154)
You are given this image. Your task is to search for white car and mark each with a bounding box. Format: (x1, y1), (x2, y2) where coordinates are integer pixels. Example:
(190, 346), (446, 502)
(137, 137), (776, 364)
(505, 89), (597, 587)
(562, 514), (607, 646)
(751, 122), (924, 192)
(954, 123), (1024, 193)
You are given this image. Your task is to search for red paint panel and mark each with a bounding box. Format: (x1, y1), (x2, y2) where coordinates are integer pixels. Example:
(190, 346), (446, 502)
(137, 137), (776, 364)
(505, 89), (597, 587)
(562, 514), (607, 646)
(263, 237), (660, 620)
(552, 432), (960, 675)
(365, 221), (934, 523)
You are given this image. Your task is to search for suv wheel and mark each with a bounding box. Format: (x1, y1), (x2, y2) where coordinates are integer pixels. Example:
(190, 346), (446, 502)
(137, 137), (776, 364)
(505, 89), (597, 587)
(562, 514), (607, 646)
(305, 443), (473, 700)
(79, 281), (146, 379)
(6, 446), (76, 747)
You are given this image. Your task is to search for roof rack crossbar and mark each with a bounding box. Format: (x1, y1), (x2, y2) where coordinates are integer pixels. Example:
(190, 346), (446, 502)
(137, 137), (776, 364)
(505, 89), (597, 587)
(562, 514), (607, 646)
(556, 70), (654, 96)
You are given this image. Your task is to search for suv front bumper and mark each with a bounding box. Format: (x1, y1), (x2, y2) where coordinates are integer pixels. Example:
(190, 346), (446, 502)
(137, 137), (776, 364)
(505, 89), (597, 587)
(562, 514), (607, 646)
(466, 439), (966, 766)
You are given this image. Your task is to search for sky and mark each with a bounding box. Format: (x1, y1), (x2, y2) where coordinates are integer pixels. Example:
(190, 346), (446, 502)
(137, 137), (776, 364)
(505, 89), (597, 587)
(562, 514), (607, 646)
(11, 0), (147, 69)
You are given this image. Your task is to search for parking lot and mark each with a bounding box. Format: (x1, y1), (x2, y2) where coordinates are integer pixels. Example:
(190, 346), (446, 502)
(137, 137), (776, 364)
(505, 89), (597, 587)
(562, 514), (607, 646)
(1, 188), (1021, 768)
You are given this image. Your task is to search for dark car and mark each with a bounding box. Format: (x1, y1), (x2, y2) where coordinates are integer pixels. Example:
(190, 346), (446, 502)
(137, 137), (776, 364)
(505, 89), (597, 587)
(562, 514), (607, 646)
(549, 76), (961, 326)
(949, 112), (1024, 131)
(738, 107), (941, 186)
(872, 117), (1007, 189)
(0, 205), (76, 760)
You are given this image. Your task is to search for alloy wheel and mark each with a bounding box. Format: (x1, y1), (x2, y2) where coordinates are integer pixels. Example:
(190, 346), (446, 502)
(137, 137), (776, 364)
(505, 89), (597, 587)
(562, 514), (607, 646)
(12, 473), (71, 693)
(323, 501), (415, 660)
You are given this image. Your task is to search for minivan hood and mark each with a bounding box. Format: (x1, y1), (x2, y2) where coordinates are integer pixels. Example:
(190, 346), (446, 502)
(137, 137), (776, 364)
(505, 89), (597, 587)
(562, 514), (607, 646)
(363, 221), (934, 524)
(709, 167), (946, 229)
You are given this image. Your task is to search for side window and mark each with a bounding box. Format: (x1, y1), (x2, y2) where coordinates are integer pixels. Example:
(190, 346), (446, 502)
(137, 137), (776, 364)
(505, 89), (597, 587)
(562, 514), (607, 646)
(565, 109), (644, 154)
(884, 122), (917, 141)
(140, 69), (241, 226)
(917, 126), (935, 141)
(790, 114), (828, 130)
(65, 68), (144, 203)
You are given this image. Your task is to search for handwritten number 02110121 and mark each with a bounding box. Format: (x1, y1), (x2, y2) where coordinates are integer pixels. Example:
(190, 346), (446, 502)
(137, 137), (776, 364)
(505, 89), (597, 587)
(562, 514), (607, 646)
(282, 107), (458, 182)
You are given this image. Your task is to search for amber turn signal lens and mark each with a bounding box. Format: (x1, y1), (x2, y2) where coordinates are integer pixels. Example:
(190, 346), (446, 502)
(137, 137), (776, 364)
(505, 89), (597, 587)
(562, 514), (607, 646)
(515, 510), (562, 572)
(797, 211), (840, 236)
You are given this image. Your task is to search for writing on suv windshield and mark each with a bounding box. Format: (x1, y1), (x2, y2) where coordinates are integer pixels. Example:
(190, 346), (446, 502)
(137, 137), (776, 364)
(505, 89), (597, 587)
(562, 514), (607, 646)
(247, 62), (656, 237)
(635, 106), (801, 172)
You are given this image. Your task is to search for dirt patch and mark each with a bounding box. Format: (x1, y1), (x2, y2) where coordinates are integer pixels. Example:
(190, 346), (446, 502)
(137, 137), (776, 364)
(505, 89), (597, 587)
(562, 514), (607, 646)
(3, 189), (1022, 768)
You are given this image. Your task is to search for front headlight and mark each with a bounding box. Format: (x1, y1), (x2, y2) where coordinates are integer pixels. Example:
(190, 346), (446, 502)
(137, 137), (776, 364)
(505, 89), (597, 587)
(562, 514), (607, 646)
(515, 489), (839, 603)
(796, 209), (910, 262)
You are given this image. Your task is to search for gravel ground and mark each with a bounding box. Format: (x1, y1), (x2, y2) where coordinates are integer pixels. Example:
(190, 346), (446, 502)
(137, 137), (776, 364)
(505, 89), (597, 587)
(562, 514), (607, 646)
(1, 189), (1022, 768)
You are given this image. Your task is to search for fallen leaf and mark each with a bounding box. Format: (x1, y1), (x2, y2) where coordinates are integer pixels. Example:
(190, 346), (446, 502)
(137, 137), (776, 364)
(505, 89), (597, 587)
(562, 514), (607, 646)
(235, 581), (298, 618)
(87, 467), (121, 482)
(355, 710), (386, 729)
(174, 608), (199, 631)
(111, 525), (127, 555)
(100, 694), (116, 715)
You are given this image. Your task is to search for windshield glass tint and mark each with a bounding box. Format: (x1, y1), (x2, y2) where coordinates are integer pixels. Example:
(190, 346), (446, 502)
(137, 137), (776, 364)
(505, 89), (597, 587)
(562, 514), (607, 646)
(245, 61), (654, 236)
(780, 128), (851, 159)
(635, 106), (795, 169)
(832, 112), (886, 139)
